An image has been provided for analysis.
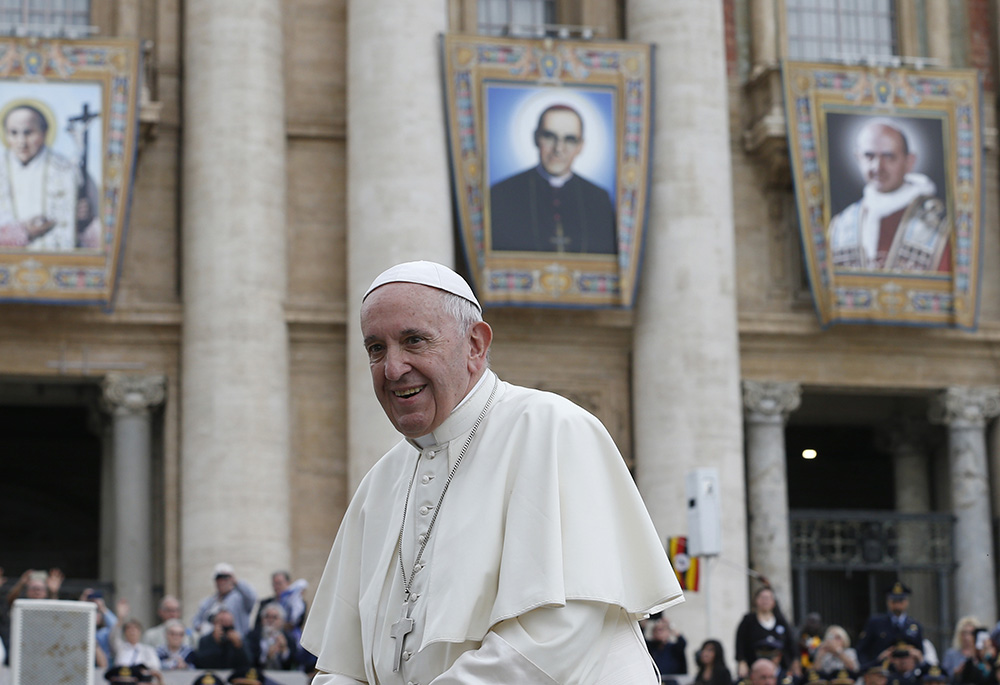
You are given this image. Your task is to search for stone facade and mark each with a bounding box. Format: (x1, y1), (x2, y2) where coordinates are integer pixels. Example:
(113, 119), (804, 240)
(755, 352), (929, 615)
(1, 0), (999, 663)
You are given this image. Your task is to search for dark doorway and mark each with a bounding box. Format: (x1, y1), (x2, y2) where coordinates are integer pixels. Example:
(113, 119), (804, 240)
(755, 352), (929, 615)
(785, 424), (894, 510)
(0, 402), (102, 581)
(783, 391), (951, 653)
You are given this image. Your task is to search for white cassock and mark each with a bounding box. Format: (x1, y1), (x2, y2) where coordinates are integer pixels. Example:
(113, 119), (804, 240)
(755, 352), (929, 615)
(302, 369), (684, 684)
(0, 147), (80, 251)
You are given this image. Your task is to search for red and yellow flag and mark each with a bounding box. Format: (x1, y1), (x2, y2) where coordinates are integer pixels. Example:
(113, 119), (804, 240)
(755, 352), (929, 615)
(667, 536), (700, 591)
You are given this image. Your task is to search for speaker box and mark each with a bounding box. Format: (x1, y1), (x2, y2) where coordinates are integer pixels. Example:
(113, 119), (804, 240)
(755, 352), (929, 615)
(685, 467), (722, 556)
(10, 599), (95, 685)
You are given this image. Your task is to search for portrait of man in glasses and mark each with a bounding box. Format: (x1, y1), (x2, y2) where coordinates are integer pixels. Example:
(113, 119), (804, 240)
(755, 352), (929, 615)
(489, 103), (616, 255)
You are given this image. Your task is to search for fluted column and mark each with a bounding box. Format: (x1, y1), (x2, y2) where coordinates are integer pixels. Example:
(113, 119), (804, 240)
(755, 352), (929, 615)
(930, 387), (1000, 625)
(102, 374), (165, 626)
(743, 381), (800, 614)
(181, 0), (290, 607)
(627, 0), (746, 646)
(346, 0), (453, 489)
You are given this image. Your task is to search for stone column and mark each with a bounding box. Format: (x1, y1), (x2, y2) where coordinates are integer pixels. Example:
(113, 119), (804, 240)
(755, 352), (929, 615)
(345, 0), (453, 489)
(930, 387), (1000, 625)
(925, 0), (951, 63)
(750, 0), (777, 72)
(880, 421), (934, 615)
(181, 0), (290, 606)
(626, 0), (746, 647)
(102, 374), (165, 626)
(743, 381), (800, 615)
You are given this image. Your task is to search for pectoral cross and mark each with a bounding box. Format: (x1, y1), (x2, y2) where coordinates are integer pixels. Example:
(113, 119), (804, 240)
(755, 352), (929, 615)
(391, 597), (414, 672)
(550, 222), (571, 253)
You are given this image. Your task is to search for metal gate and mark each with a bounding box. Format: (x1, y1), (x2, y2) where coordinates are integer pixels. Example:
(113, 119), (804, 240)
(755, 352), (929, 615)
(790, 510), (955, 653)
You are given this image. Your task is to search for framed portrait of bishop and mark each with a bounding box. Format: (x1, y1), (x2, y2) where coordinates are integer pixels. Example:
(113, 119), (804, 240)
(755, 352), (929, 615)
(442, 34), (655, 309)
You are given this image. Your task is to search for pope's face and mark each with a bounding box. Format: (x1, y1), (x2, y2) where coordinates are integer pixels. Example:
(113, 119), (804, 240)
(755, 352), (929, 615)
(536, 109), (583, 177)
(362, 283), (488, 438)
(5, 108), (46, 165)
(855, 124), (914, 194)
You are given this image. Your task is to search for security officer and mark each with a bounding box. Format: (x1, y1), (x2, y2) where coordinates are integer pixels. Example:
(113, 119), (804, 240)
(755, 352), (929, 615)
(885, 642), (929, 685)
(857, 582), (925, 667)
(757, 635), (801, 685)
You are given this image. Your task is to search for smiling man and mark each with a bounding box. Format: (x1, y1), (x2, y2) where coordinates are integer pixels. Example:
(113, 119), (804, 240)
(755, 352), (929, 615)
(828, 118), (950, 272)
(302, 261), (683, 684)
(490, 103), (616, 254)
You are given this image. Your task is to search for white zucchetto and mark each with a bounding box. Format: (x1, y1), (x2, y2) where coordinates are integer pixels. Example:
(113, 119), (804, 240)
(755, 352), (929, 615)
(363, 260), (482, 312)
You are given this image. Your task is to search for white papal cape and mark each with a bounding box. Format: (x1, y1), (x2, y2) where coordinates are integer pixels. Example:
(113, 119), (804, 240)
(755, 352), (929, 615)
(302, 370), (683, 684)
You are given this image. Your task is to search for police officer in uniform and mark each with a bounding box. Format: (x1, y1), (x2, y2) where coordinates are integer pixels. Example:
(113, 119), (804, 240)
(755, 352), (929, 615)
(857, 582), (925, 668)
(885, 642), (929, 685)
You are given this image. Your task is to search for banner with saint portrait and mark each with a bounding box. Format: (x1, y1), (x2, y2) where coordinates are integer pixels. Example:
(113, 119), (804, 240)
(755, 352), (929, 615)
(0, 37), (141, 307)
(441, 34), (654, 308)
(783, 61), (983, 329)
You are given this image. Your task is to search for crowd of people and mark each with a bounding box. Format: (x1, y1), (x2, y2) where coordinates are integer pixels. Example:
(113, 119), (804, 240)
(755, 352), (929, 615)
(643, 580), (1000, 685)
(7, 564), (1000, 685)
(0, 564), (314, 684)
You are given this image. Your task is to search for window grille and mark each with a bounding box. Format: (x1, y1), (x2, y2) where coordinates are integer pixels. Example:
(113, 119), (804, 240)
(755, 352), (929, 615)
(786, 0), (896, 61)
(0, 0), (92, 36)
(478, 0), (557, 37)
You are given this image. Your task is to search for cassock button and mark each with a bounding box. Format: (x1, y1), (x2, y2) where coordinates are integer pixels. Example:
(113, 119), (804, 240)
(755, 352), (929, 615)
(414, 563), (424, 573)
(419, 505), (431, 515)
(403, 650), (412, 661)
(417, 533), (427, 544)
(420, 474), (433, 485)
(426, 450), (436, 459)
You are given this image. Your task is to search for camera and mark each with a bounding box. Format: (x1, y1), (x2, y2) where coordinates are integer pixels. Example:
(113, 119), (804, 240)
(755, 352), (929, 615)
(223, 625), (234, 633)
(975, 630), (990, 652)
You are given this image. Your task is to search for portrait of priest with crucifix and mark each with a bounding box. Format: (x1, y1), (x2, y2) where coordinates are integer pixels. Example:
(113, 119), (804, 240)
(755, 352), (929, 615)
(0, 97), (101, 251)
(301, 260), (683, 684)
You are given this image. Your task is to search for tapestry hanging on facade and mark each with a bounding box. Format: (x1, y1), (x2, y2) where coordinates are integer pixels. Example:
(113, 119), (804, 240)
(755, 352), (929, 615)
(783, 61), (983, 329)
(0, 38), (141, 307)
(442, 34), (654, 308)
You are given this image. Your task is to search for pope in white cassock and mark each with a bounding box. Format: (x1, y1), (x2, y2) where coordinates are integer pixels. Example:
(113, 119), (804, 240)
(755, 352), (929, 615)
(0, 104), (82, 251)
(301, 261), (684, 684)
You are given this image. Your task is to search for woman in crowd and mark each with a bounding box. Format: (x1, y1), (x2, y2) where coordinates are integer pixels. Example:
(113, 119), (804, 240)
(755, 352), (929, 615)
(110, 598), (162, 672)
(942, 616), (983, 676)
(693, 639), (732, 685)
(812, 625), (858, 675)
(735, 586), (797, 678)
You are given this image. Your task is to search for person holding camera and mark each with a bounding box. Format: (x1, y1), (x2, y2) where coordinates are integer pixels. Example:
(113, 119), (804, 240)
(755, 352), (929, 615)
(953, 628), (996, 685)
(188, 608), (251, 671)
(191, 563), (258, 637)
(884, 641), (929, 685)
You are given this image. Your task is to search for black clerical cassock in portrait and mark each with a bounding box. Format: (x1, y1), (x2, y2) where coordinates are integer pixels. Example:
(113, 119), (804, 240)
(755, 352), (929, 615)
(490, 166), (616, 254)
